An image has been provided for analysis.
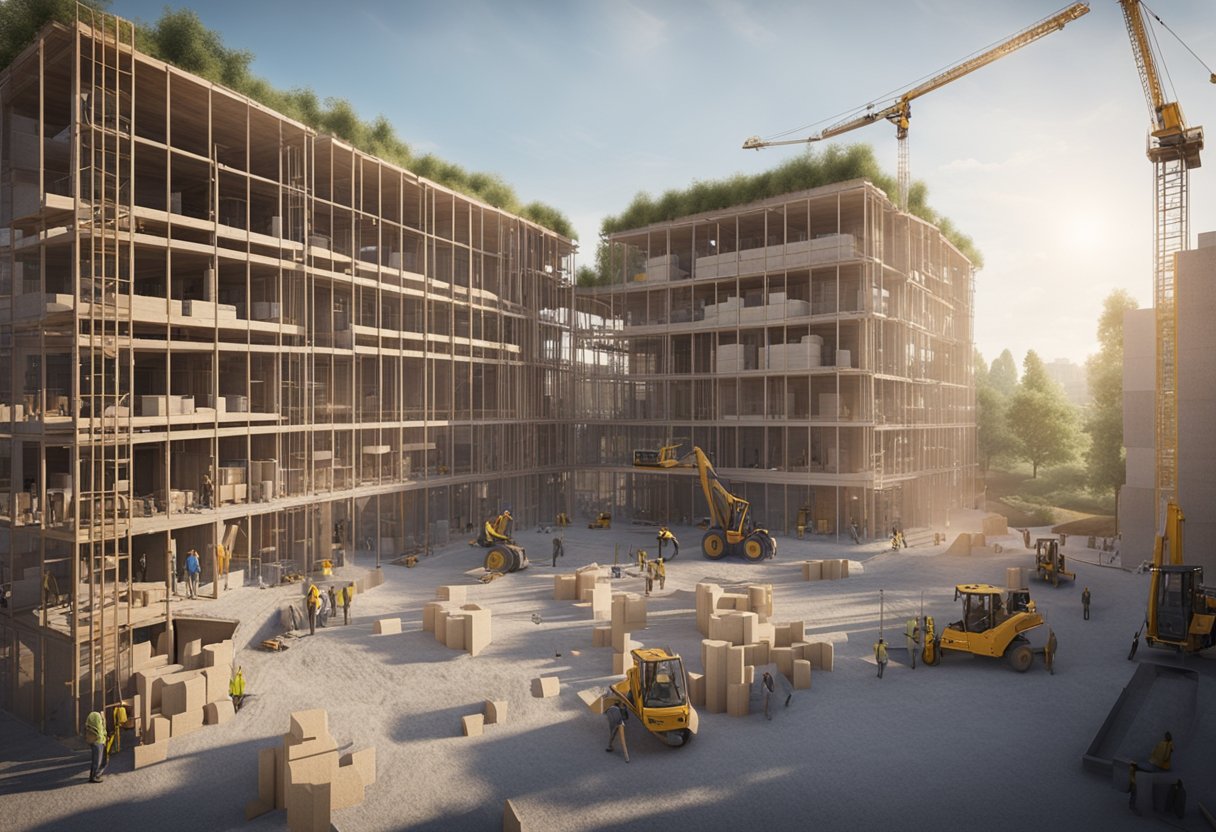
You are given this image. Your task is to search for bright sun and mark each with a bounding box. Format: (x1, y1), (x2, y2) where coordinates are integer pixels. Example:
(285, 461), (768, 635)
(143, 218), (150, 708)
(1066, 215), (1103, 254)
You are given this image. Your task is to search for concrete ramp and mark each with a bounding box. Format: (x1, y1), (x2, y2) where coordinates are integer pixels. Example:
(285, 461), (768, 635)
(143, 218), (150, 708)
(1082, 662), (1199, 775)
(944, 533), (973, 556)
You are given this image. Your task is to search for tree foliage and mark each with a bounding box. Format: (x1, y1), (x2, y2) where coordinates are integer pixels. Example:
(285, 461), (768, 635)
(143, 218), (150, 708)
(601, 145), (982, 268)
(1008, 350), (1079, 478)
(2, 4), (574, 239)
(1085, 290), (1138, 499)
(975, 350), (1016, 473)
(987, 349), (1019, 399)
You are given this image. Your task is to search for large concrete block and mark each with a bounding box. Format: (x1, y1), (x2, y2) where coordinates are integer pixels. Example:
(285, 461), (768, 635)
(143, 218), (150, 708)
(464, 609), (492, 656)
(330, 763), (366, 811)
(202, 639), (233, 670)
(786, 620), (805, 643)
(695, 582), (723, 636)
(444, 615), (466, 650)
(823, 559), (842, 580)
(612, 651), (627, 675)
(1006, 567), (1025, 590)
(504, 798), (525, 832)
(257, 746), (277, 807)
(554, 574), (578, 601)
(422, 601), (448, 633)
(285, 734), (339, 762)
(839, 559), (850, 578)
(485, 700), (508, 725)
(531, 676), (559, 698)
(340, 746), (376, 787)
(373, 617), (402, 635)
(747, 584), (773, 620)
(286, 780), (331, 832)
(433, 608), (453, 643)
(133, 739), (168, 769)
(624, 593), (647, 627)
(592, 626), (611, 648)
(803, 560), (823, 581)
(591, 583), (611, 620)
(289, 709), (329, 744)
(132, 640), (153, 670)
(170, 708), (203, 737)
(462, 713), (485, 737)
(726, 645), (746, 685)
(718, 593), (748, 611)
(162, 674), (205, 717)
(727, 682), (750, 717)
(612, 628), (631, 654)
(436, 585), (467, 603)
(204, 699), (234, 725)
(755, 624), (776, 647)
(817, 641), (835, 672)
(793, 659), (812, 690)
(772, 646), (794, 680)
(687, 672), (705, 708)
(702, 639), (729, 714)
(578, 689), (607, 714)
(148, 715), (171, 745)
(181, 638), (204, 670)
(752, 640), (771, 666)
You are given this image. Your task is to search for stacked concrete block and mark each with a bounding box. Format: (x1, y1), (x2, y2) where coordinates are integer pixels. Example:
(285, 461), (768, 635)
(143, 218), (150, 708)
(461, 608), (492, 657)
(574, 564), (602, 600)
(147, 715), (171, 745)
(423, 601), (452, 633)
(436, 585), (467, 604)
(170, 708), (204, 737)
(592, 626), (611, 647)
(180, 638), (204, 670)
(1005, 567), (1025, 590)
(687, 672), (705, 708)
(823, 559), (841, 581)
(577, 689), (607, 714)
(716, 592), (748, 611)
(132, 639), (153, 670)
(773, 620), (804, 648)
(591, 583), (611, 620)
(972, 533), (986, 548)
(708, 610), (760, 646)
(771, 646), (794, 680)
(531, 676), (559, 698)
(373, 618), (402, 635)
(793, 660), (812, 690)
(461, 714), (484, 737)
(200, 667), (229, 705)
(803, 640), (836, 672)
(247, 709), (376, 826)
(695, 582), (724, 635)
(485, 700), (508, 725)
(161, 674), (205, 717)
(202, 639), (233, 671)
(443, 615), (466, 650)
(747, 584), (773, 621)
(803, 560), (823, 581)
(701, 639), (729, 714)
(743, 641), (771, 667)
(553, 574), (577, 600)
(204, 699), (234, 725)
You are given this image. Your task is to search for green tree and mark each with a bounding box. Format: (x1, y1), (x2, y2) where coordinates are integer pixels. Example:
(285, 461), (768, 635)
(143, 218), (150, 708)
(988, 349), (1019, 398)
(1008, 350), (1079, 478)
(977, 385), (1017, 473)
(1085, 290), (1138, 501)
(0, 0), (103, 69)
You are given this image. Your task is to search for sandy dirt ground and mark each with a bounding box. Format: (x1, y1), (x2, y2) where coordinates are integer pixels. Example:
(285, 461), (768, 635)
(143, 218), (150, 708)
(3, 513), (1213, 831)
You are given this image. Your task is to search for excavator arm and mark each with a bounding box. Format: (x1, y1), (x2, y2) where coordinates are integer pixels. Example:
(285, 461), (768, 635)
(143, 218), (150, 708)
(694, 447), (747, 538)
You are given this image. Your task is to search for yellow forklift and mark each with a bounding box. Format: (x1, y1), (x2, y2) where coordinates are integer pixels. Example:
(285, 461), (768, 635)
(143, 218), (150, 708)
(1033, 538), (1075, 587)
(609, 647), (698, 747)
(927, 584), (1045, 672)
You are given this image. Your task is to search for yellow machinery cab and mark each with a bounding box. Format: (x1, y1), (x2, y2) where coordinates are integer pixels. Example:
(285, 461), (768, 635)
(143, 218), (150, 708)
(609, 647), (697, 747)
(1034, 538), (1075, 586)
(936, 583), (1044, 672)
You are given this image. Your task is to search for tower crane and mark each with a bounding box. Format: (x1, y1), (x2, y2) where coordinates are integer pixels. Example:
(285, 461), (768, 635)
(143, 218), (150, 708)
(1118, 0), (1207, 526)
(742, 3), (1089, 210)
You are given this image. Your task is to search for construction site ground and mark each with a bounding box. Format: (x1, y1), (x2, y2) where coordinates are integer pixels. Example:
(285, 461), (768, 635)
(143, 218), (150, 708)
(3, 512), (1214, 831)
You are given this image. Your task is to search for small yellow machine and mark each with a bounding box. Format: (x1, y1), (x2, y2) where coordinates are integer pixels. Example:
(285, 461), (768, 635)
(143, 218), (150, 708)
(473, 510), (528, 574)
(1033, 538), (1075, 587)
(1132, 501), (1216, 656)
(632, 443), (688, 468)
(694, 447), (775, 561)
(588, 512), (612, 530)
(930, 584), (1045, 672)
(609, 647), (697, 747)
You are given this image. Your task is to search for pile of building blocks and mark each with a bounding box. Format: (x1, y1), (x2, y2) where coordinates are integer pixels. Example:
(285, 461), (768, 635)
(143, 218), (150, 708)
(130, 635), (235, 769)
(801, 559), (852, 581)
(691, 582), (838, 715)
(421, 586), (492, 656)
(460, 699), (509, 737)
(245, 708), (376, 830)
(590, 592), (647, 672)
(554, 563), (612, 620)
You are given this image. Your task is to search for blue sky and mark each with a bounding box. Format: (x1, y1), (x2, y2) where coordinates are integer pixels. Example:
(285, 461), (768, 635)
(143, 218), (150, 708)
(107, 0), (1216, 370)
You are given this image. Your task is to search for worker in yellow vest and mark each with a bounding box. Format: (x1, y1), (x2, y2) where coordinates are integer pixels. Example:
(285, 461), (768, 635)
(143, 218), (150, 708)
(230, 666), (247, 712)
(108, 703), (128, 754)
(307, 583), (321, 636)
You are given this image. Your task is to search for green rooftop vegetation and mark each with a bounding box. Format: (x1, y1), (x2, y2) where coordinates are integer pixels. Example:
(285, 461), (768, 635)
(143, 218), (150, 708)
(0, 0), (575, 239)
(580, 144), (982, 286)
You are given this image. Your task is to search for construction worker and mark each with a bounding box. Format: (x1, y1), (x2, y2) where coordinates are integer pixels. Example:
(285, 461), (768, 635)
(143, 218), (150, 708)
(604, 700), (630, 762)
(644, 561), (654, 596)
(343, 583), (354, 625)
(874, 638), (888, 678)
(905, 619), (920, 670)
(1045, 628), (1057, 675)
(1150, 731), (1174, 771)
(656, 557), (666, 591)
(657, 527), (679, 559)
(184, 549), (200, 599)
(83, 710), (106, 783)
(108, 702), (128, 754)
(307, 583), (320, 636)
(552, 536), (564, 567)
(1082, 587), (1091, 620)
(636, 547), (647, 572)
(230, 666), (247, 712)
(761, 671), (775, 720)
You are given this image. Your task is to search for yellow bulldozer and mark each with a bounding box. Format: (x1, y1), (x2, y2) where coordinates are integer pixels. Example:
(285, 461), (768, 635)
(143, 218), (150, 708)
(609, 647), (698, 747)
(473, 510), (529, 574)
(928, 583), (1045, 672)
(1033, 537), (1075, 586)
(1130, 501), (1216, 657)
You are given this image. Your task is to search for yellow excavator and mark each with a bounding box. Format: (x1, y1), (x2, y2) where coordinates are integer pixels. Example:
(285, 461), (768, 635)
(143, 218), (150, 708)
(693, 447), (775, 561)
(1130, 501), (1216, 658)
(632, 441), (695, 468)
(927, 584), (1045, 672)
(473, 510), (529, 574)
(609, 647), (698, 747)
(1033, 537), (1076, 587)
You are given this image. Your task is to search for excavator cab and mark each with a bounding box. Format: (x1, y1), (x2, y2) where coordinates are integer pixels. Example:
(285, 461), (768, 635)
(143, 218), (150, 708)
(609, 647), (697, 747)
(1149, 564), (1216, 649)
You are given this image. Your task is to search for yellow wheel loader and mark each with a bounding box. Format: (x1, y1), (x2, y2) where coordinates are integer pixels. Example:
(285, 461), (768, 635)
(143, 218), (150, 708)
(472, 510), (529, 574)
(1130, 501), (1216, 658)
(1033, 538), (1075, 587)
(588, 512), (612, 530)
(609, 647), (698, 747)
(933, 584), (1045, 672)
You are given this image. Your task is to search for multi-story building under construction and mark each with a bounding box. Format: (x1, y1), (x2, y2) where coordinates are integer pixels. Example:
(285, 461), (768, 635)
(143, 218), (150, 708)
(574, 181), (977, 541)
(0, 13), (575, 734)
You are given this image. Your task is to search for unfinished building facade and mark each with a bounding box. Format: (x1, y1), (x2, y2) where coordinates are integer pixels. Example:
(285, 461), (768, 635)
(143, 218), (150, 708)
(575, 181), (977, 540)
(0, 14), (574, 733)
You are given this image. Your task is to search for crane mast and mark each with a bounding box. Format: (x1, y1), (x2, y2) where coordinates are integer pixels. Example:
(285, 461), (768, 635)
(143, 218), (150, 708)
(1118, 0), (1204, 527)
(742, 2), (1089, 209)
